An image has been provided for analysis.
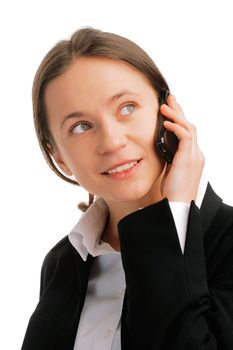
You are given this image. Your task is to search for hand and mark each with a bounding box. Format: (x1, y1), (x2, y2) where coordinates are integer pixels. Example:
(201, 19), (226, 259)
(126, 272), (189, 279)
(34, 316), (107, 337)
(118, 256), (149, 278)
(159, 94), (205, 203)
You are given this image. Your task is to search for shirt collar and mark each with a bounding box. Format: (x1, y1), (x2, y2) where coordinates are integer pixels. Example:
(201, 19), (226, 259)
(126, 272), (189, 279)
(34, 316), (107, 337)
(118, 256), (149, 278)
(69, 197), (115, 261)
(69, 170), (209, 261)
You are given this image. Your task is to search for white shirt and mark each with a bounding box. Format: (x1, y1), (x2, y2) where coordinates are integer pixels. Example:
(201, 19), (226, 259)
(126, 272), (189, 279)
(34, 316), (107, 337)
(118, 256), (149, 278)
(69, 172), (209, 350)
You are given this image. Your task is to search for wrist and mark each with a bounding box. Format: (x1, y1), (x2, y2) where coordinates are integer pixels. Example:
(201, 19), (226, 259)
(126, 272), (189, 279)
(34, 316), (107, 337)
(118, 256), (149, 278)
(167, 190), (198, 204)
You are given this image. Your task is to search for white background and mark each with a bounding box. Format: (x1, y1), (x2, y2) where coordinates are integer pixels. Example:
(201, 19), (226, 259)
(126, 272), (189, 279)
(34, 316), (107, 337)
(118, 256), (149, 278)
(0, 0), (233, 348)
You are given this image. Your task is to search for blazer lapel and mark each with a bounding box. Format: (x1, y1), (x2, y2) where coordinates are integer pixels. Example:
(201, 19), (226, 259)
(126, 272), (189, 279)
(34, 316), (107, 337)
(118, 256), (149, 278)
(52, 252), (95, 349)
(199, 182), (223, 235)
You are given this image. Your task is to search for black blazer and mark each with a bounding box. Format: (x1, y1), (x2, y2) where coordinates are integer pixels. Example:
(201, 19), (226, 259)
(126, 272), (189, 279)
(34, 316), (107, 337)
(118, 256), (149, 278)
(21, 183), (233, 349)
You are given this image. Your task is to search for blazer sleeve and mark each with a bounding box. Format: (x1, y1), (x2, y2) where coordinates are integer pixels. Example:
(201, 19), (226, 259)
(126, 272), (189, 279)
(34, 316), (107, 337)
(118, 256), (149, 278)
(21, 236), (83, 350)
(117, 198), (233, 350)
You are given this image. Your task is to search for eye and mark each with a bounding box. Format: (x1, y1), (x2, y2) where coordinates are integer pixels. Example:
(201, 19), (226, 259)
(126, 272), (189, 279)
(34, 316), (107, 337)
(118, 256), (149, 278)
(71, 123), (91, 134)
(120, 103), (136, 116)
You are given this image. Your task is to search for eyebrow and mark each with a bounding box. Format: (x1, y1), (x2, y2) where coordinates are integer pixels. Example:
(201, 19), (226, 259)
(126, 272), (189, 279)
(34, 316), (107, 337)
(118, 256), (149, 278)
(60, 89), (141, 128)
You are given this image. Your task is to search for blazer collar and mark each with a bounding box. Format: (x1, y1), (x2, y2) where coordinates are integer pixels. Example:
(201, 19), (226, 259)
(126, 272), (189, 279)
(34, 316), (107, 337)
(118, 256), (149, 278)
(200, 182), (223, 235)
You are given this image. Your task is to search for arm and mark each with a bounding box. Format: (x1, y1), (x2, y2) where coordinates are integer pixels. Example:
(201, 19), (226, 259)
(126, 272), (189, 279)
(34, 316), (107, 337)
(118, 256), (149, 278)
(118, 198), (233, 349)
(21, 236), (85, 350)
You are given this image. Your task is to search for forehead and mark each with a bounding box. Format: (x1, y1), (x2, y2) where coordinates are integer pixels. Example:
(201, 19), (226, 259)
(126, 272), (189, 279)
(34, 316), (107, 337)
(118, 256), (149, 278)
(44, 56), (158, 125)
(45, 56), (156, 100)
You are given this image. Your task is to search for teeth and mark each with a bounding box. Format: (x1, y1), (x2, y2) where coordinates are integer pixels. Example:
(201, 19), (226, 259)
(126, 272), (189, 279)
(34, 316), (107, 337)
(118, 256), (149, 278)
(106, 161), (138, 174)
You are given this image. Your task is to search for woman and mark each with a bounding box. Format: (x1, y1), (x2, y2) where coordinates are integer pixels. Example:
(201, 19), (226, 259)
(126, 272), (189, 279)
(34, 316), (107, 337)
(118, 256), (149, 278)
(21, 27), (233, 349)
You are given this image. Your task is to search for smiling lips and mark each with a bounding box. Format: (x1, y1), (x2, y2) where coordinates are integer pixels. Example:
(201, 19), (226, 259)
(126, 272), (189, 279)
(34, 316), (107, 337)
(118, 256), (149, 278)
(102, 159), (141, 175)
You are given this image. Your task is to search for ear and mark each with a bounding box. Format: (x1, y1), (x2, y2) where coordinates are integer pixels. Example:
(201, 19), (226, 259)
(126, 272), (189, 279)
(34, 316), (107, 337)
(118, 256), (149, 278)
(47, 143), (73, 176)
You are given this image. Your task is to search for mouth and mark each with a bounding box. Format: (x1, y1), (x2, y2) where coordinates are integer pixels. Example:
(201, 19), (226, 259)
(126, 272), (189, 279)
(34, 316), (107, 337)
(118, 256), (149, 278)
(102, 159), (142, 179)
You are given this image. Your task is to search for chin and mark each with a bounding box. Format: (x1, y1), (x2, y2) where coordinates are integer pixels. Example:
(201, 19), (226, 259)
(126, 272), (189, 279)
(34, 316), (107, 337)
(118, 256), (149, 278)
(110, 179), (158, 204)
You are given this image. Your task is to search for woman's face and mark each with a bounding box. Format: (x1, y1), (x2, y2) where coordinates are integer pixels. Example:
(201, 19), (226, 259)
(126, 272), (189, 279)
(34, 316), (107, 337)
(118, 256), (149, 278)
(45, 56), (165, 204)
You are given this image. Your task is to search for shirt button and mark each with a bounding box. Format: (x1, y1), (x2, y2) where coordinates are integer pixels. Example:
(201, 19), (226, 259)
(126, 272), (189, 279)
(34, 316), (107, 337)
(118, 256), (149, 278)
(104, 328), (113, 339)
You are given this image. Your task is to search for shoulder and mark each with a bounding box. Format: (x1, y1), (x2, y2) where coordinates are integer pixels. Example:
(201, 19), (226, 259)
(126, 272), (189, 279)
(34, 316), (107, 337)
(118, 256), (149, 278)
(204, 200), (233, 277)
(39, 235), (86, 297)
(221, 200), (233, 218)
(47, 235), (73, 255)
(217, 200), (233, 244)
(216, 201), (233, 247)
(42, 235), (75, 268)
(212, 201), (233, 233)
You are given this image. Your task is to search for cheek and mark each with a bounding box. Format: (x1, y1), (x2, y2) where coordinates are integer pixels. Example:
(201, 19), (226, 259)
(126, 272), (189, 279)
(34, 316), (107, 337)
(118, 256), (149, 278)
(138, 115), (165, 165)
(138, 107), (157, 133)
(65, 151), (95, 185)
(134, 116), (157, 148)
(57, 144), (83, 175)
(68, 154), (86, 175)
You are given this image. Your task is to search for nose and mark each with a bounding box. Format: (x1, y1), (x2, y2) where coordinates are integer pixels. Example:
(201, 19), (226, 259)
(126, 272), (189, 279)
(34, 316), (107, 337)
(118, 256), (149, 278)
(97, 119), (127, 155)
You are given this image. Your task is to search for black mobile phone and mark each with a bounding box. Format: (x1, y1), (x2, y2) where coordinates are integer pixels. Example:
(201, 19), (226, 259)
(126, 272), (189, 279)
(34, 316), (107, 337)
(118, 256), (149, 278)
(156, 89), (179, 163)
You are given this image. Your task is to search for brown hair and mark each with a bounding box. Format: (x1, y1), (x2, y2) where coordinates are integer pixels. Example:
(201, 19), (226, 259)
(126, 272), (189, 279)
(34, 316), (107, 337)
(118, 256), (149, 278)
(32, 26), (170, 212)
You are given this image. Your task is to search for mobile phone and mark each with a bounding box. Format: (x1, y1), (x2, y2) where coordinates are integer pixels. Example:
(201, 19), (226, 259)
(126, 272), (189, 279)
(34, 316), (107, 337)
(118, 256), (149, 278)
(156, 89), (179, 163)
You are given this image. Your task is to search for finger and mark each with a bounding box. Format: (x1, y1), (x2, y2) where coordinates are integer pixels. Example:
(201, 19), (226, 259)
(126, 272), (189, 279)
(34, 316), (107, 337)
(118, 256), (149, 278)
(163, 120), (196, 150)
(167, 94), (185, 116)
(160, 104), (194, 132)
